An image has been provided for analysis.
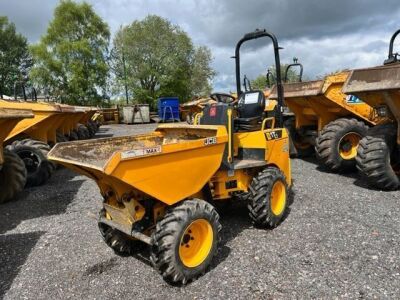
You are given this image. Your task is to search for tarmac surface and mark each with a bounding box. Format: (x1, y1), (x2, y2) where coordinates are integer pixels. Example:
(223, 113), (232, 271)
(0, 123), (399, 299)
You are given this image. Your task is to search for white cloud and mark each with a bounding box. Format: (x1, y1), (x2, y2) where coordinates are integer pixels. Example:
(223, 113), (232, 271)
(1, 0), (399, 92)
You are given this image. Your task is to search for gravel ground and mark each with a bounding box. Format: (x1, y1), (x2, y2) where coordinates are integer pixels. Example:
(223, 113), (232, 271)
(0, 124), (399, 299)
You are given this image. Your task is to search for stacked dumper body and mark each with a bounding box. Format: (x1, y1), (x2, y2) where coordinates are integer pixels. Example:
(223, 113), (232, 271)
(0, 108), (33, 203)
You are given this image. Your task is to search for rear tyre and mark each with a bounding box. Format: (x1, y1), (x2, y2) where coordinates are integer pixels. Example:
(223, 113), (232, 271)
(315, 118), (368, 172)
(7, 139), (54, 187)
(77, 124), (90, 140)
(56, 131), (68, 143)
(284, 117), (314, 157)
(86, 123), (96, 137)
(0, 150), (27, 203)
(356, 123), (399, 190)
(69, 130), (79, 141)
(248, 167), (289, 228)
(151, 199), (221, 285)
(98, 209), (137, 254)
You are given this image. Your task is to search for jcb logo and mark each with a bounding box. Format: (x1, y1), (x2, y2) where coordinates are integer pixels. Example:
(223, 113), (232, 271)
(204, 137), (217, 145)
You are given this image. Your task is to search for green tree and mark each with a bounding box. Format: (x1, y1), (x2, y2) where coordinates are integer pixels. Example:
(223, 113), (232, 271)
(111, 15), (215, 108)
(29, 0), (110, 105)
(0, 17), (31, 98)
(189, 46), (216, 96)
(250, 64), (303, 90)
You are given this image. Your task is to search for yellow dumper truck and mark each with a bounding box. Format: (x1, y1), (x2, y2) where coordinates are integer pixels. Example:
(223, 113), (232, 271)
(344, 30), (400, 190)
(0, 100), (62, 186)
(269, 71), (384, 172)
(48, 29), (292, 284)
(0, 108), (33, 203)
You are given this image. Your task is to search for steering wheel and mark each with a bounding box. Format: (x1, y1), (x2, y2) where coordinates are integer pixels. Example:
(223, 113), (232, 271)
(210, 93), (237, 104)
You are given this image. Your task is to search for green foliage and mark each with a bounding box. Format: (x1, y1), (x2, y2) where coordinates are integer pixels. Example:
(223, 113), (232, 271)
(190, 46), (216, 96)
(0, 17), (31, 98)
(111, 15), (215, 108)
(29, 0), (110, 105)
(250, 64), (303, 90)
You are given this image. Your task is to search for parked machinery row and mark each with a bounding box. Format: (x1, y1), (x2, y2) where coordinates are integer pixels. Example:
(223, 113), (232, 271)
(0, 99), (101, 203)
(245, 30), (399, 190)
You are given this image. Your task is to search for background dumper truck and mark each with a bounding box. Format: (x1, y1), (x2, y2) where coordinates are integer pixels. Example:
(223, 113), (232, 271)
(345, 29), (400, 190)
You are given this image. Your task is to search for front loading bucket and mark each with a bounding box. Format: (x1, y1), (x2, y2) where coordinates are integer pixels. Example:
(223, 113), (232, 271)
(48, 124), (228, 205)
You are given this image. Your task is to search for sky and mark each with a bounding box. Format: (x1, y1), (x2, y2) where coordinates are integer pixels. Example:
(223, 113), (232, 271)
(1, 0), (400, 92)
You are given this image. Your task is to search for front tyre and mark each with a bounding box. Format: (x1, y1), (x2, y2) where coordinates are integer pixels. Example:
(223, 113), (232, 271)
(0, 150), (27, 203)
(151, 199), (221, 285)
(356, 123), (399, 190)
(6, 139), (54, 187)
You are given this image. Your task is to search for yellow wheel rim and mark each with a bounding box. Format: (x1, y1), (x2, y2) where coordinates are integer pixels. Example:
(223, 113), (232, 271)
(179, 219), (213, 268)
(338, 132), (361, 160)
(270, 181), (286, 216)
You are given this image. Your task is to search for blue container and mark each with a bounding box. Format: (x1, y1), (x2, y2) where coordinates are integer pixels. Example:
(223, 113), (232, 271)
(158, 97), (180, 122)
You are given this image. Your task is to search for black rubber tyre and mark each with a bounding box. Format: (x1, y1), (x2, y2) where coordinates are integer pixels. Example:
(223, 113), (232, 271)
(69, 130), (79, 141)
(56, 131), (68, 143)
(86, 123), (96, 138)
(248, 167), (289, 228)
(315, 118), (368, 172)
(284, 117), (314, 157)
(356, 123), (399, 191)
(151, 199), (221, 285)
(98, 209), (138, 254)
(77, 124), (90, 140)
(6, 139), (54, 187)
(88, 120), (99, 131)
(0, 150), (27, 203)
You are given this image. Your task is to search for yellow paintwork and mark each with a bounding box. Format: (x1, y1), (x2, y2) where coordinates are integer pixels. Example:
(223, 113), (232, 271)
(271, 181), (286, 216)
(233, 128), (291, 184)
(0, 108), (33, 164)
(264, 99), (278, 112)
(179, 219), (213, 268)
(48, 118), (291, 239)
(338, 132), (361, 160)
(269, 71), (384, 131)
(210, 169), (253, 199)
(342, 64), (400, 144)
(0, 100), (62, 143)
(0, 100), (96, 144)
(49, 124), (229, 205)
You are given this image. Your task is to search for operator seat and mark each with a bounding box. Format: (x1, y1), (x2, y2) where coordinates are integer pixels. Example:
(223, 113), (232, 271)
(235, 91), (265, 131)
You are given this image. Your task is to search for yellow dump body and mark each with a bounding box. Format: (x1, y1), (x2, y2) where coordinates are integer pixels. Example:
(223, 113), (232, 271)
(78, 107), (97, 124)
(0, 108), (34, 164)
(269, 72), (380, 130)
(48, 124), (228, 205)
(342, 63), (400, 143)
(0, 100), (62, 144)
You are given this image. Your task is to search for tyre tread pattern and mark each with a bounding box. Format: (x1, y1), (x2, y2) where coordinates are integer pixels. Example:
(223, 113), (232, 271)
(0, 150), (27, 203)
(356, 123), (399, 190)
(248, 167), (289, 228)
(151, 199), (221, 285)
(315, 118), (368, 172)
